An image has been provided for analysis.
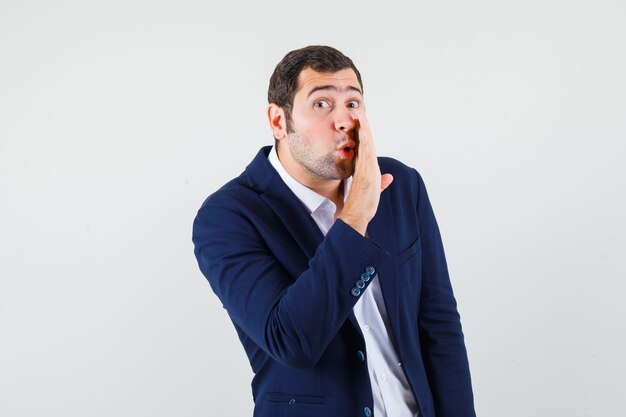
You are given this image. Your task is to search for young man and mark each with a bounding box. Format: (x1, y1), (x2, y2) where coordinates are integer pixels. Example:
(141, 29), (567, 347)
(193, 45), (475, 417)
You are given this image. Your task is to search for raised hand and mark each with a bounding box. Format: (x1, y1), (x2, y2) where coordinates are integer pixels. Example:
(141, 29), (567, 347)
(339, 112), (393, 236)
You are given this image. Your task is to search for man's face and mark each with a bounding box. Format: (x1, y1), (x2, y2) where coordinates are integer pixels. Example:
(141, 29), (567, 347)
(280, 67), (364, 182)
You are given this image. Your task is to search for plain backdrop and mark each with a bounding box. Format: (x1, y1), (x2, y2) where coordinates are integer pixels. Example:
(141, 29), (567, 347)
(1, 1), (625, 416)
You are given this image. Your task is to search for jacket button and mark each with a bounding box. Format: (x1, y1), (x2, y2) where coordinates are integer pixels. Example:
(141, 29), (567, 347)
(364, 406), (372, 417)
(365, 266), (376, 276)
(356, 279), (366, 289)
(357, 350), (365, 362)
(360, 273), (371, 282)
(351, 287), (361, 297)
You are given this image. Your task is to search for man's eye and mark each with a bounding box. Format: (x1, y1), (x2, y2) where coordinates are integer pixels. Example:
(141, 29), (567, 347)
(347, 100), (360, 108)
(314, 100), (331, 109)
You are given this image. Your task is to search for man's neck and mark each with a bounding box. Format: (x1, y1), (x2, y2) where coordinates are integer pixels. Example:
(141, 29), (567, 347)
(308, 178), (343, 207)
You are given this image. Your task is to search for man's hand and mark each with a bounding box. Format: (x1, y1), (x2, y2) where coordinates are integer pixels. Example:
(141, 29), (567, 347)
(339, 113), (393, 236)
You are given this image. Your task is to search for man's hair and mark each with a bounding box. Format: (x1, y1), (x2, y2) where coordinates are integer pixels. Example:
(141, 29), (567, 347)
(268, 45), (363, 138)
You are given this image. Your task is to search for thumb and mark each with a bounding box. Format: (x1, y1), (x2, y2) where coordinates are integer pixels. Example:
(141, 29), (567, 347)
(380, 173), (394, 192)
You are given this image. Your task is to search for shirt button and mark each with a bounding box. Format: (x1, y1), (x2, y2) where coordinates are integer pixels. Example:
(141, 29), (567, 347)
(363, 325), (370, 332)
(364, 406), (372, 417)
(381, 372), (387, 380)
(357, 350), (365, 362)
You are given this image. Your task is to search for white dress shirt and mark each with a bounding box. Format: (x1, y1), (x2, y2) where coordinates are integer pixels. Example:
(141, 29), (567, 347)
(268, 147), (419, 417)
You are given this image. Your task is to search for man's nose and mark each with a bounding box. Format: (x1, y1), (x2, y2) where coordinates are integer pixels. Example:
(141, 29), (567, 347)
(334, 107), (357, 132)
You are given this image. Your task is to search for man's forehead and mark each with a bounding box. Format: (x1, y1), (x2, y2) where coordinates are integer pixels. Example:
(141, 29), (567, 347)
(296, 68), (362, 95)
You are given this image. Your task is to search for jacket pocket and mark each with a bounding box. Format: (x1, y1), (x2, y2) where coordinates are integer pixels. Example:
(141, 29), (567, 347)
(264, 392), (326, 406)
(398, 236), (421, 266)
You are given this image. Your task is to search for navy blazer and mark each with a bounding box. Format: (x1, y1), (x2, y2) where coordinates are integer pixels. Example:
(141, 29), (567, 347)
(193, 146), (475, 417)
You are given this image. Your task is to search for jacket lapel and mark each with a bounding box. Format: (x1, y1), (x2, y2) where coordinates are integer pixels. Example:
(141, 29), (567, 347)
(245, 146), (324, 260)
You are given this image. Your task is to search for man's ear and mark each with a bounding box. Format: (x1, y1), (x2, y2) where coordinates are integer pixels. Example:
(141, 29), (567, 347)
(267, 103), (287, 140)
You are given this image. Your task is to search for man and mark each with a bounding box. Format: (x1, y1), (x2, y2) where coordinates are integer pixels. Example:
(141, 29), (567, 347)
(193, 45), (475, 417)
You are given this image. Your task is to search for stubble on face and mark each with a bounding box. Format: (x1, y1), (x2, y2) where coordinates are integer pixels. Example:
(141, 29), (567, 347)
(286, 131), (355, 180)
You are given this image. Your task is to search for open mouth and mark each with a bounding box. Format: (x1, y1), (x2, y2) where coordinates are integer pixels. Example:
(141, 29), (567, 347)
(339, 145), (355, 159)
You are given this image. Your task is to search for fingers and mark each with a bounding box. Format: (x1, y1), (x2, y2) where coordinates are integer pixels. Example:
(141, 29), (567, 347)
(355, 113), (374, 149)
(355, 114), (394, 192)
(354, 113), (376, 167)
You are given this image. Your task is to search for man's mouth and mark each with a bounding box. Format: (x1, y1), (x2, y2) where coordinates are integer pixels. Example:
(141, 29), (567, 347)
(338, 144), (355, 159)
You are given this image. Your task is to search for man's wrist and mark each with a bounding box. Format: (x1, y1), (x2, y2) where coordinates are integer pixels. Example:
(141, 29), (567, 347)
(337, 212), (368, 236)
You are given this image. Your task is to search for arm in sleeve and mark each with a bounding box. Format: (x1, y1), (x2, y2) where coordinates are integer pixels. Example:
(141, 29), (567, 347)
(415, 170), (476, 417)
(193, 201), (389, 369)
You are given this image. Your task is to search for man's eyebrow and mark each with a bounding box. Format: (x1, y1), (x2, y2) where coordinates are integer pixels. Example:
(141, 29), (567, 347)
(306, 85), (362, 97)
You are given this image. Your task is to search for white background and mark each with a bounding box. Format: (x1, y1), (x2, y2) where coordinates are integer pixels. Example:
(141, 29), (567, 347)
(1, 1), (625, 416)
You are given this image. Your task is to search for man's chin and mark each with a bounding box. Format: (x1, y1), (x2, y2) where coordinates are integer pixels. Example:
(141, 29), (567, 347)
(307, 158), (354, 180)
(337, 164), (355, 179)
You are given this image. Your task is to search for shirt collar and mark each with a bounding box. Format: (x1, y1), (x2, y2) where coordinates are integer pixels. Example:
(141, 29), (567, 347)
(268, 145), (352, 214)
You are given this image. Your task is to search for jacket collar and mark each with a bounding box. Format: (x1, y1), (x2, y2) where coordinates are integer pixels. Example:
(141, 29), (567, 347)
(245, 146), (324, 259)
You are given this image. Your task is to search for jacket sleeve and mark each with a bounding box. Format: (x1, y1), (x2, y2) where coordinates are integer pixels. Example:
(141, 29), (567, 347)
(415, 170), (476, 417)
(193, 199), (389, 369)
